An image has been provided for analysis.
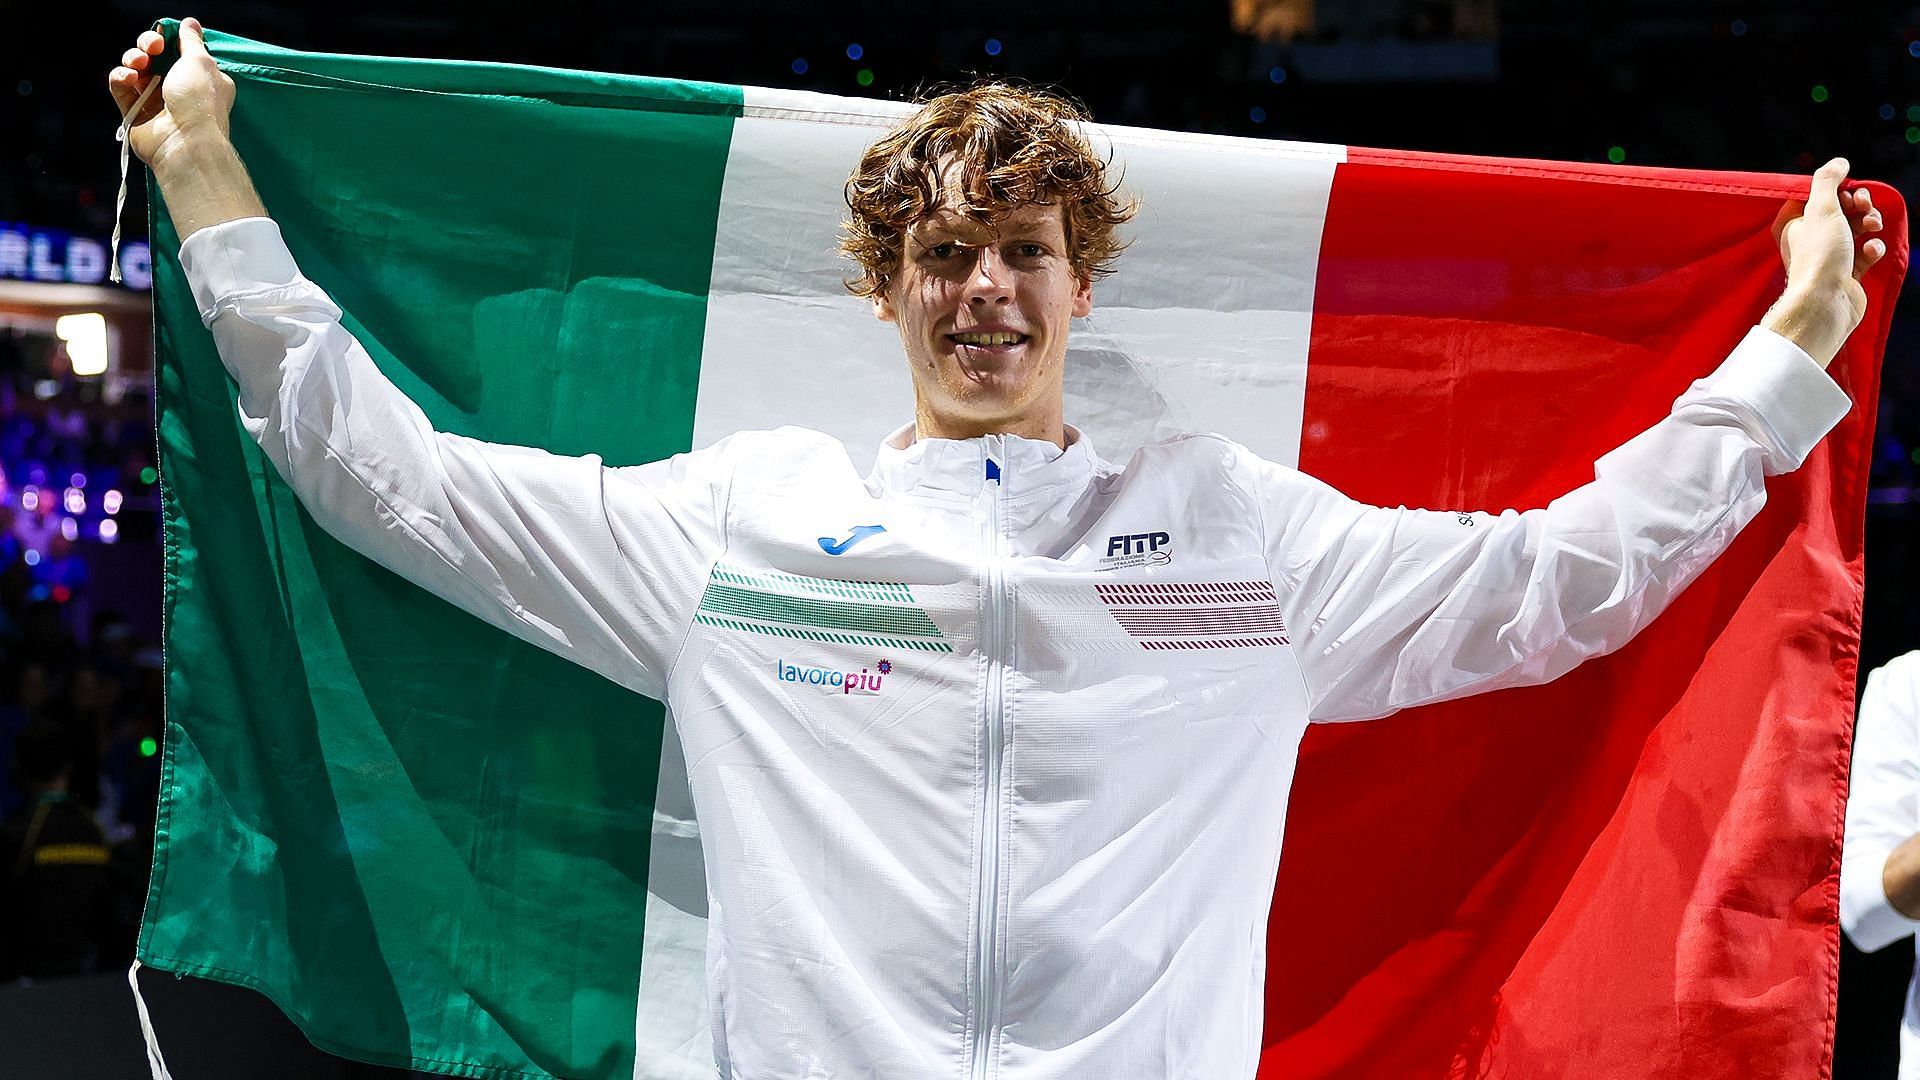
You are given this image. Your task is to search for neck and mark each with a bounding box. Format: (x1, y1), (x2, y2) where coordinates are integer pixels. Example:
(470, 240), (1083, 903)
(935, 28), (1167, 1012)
(914, 402), (1065, 450)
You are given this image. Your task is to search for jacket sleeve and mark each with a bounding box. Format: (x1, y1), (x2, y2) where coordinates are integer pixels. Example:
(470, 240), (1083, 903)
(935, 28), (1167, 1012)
(1253, 327), (1851, 723)
(180, 216), (729, 702)
(1841, 656), (1920, 953)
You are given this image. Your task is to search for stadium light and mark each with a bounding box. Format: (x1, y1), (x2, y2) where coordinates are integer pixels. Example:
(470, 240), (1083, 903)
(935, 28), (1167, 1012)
(55, 312), (108, 377)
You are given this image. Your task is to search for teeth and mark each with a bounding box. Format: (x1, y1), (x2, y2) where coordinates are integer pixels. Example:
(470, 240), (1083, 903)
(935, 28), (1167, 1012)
(952, 332), (1025, 346)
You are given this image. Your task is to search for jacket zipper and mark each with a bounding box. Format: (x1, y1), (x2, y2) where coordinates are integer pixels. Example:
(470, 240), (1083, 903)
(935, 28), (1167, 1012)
(970, 443), (1008, 1080)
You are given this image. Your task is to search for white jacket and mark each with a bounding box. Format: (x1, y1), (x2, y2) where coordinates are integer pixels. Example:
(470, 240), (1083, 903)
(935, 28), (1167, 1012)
(183, 216), (1850, 1079)
(1840, 653), (1920, 1080)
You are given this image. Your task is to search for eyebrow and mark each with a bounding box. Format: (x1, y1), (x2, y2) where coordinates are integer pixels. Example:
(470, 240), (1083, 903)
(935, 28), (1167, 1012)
(909, 216), (1059, 244)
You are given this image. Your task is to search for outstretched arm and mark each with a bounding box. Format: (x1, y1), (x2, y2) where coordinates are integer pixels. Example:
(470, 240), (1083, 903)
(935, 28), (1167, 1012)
(111, 21), (732, 700)
(1263, 160), (1883, 723)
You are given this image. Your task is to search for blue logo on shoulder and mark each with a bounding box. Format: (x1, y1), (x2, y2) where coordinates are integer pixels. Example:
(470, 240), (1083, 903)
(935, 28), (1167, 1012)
(819, 524), (887, 556)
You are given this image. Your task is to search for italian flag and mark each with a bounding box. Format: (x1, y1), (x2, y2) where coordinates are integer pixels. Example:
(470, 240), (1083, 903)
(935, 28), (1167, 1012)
(142, 21), (1907, 1080)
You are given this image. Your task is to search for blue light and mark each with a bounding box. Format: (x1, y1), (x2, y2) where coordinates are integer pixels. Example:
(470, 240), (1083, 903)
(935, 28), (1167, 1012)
(1910, 40), (1920, 58)
(1730, 19), (1747, 36)
(1249, 106), (1267, 123)
(1883, 102), (1898, 121)
(984, 38), (1002, 57)
(1268, 65), (1287, 84)
(791, 57), (809, 75)
(846, 43), (864, 61)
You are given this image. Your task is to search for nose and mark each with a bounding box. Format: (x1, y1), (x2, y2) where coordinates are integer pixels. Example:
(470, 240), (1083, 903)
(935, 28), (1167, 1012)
(963, 246), (1012, 306)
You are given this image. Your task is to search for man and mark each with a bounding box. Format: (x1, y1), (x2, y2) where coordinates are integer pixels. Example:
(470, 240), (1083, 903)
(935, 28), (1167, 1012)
(112, 18), (1886, 1079)
(1842, 654), (1920, 1077)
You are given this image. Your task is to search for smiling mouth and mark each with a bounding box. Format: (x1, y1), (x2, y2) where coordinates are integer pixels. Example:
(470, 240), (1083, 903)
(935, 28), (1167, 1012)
(947, 331), (1030, 350)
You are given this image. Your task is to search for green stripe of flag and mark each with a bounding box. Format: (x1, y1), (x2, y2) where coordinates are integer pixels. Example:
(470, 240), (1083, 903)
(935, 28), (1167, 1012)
(144, 22), (741, 1080)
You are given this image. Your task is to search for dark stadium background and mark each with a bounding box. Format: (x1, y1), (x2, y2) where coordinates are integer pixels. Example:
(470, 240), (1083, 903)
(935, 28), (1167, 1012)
(1, 1), (1914, 1075)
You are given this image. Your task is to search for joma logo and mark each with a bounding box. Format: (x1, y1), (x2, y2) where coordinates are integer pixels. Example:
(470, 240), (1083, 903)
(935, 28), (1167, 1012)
(1106, 531), (1171, 557)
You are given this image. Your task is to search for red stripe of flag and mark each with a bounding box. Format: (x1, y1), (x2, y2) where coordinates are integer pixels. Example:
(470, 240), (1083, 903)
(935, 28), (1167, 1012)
(1264, 149), (1904, 1079)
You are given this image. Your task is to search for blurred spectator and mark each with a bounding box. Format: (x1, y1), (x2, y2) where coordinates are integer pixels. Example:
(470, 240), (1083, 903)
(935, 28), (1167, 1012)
(0, 720), (112, 981)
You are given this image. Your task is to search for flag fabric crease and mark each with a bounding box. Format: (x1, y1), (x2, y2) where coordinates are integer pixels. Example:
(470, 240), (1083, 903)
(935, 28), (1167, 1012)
(139, 22), (1906, 1080)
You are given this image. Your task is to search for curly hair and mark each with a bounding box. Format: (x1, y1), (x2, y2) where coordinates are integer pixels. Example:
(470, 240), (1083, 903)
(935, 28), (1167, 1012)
(840, 82), (1135, 299)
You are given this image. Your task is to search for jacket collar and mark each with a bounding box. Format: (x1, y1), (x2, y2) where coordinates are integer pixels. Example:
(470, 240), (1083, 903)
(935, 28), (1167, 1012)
(870, 422), (1100, 499)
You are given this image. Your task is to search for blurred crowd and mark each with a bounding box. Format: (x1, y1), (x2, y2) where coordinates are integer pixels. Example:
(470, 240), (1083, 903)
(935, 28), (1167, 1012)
(0, 325), (163, 984)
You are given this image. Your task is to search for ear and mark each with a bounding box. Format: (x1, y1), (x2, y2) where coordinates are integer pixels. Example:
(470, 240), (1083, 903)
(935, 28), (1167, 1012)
(1071, 274), (1093, 319)
(872, 289), (897, 324)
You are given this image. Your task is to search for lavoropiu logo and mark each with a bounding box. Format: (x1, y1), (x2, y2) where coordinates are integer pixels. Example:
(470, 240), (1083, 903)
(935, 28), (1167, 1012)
(775, 658), (894, 695)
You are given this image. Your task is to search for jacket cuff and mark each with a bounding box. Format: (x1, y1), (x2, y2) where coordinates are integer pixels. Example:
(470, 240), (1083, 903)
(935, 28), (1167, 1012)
(1841, 843), (1920, 953)
(177, 217), (303, 327)
(1687, 326), (1852, 475)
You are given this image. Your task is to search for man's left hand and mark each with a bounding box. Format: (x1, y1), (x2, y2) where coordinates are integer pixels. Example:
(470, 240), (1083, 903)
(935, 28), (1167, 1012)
(1764, 157), (1888, 369)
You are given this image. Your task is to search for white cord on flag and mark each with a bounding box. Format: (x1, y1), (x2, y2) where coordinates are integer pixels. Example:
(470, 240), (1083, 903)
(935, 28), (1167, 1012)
(127, 958), (177, 1080)
(110, 76), (163, 285)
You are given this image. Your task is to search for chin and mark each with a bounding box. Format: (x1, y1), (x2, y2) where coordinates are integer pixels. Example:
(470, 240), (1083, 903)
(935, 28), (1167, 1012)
(949, 397), (1046, 436)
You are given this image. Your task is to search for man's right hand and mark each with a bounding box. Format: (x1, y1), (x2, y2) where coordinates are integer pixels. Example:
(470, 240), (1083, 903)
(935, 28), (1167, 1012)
(107, 17), (266, 242)
(109, 18), (235, 169)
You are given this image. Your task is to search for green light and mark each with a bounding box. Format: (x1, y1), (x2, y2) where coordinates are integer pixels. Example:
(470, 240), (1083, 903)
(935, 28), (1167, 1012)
(1908, 105), (1920, 122)
(1910, 447), (1920, 465)
(140, 466), (157, 485)
(139, 737), (158, 758)
(856, 68), (874, 87)
(1811, 85), (1829, 103)
(1907, 125), (1920, 144)
(1607, 146), (1626, 164)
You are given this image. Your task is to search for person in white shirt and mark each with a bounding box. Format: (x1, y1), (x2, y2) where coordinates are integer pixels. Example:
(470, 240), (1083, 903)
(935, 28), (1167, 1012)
(112, 18), (1889, 1079)
(1843, 654), (1920, 1079)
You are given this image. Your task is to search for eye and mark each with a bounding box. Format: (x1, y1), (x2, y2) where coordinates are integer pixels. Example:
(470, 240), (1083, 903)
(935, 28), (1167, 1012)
(926, 242), (958, 259)
(1015, 243), (1046, 258)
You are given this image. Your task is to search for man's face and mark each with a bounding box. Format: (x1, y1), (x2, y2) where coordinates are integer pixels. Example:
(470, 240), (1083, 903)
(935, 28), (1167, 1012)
(874, 192), (1093, 440)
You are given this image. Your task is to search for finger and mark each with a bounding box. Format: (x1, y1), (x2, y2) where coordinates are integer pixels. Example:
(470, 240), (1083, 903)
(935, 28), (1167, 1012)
(138, 29), (165, 55)
(110, 66), (162, 121)
(122, 47), (148, 71)
(107, 65), (147, 102)
(108, 67), (143, 113)
(1856, 237), (1886, 279)
(1862, 209), (1884, 233)
(1809, 157), (1849, 215)
(178, 16), (210, 60)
